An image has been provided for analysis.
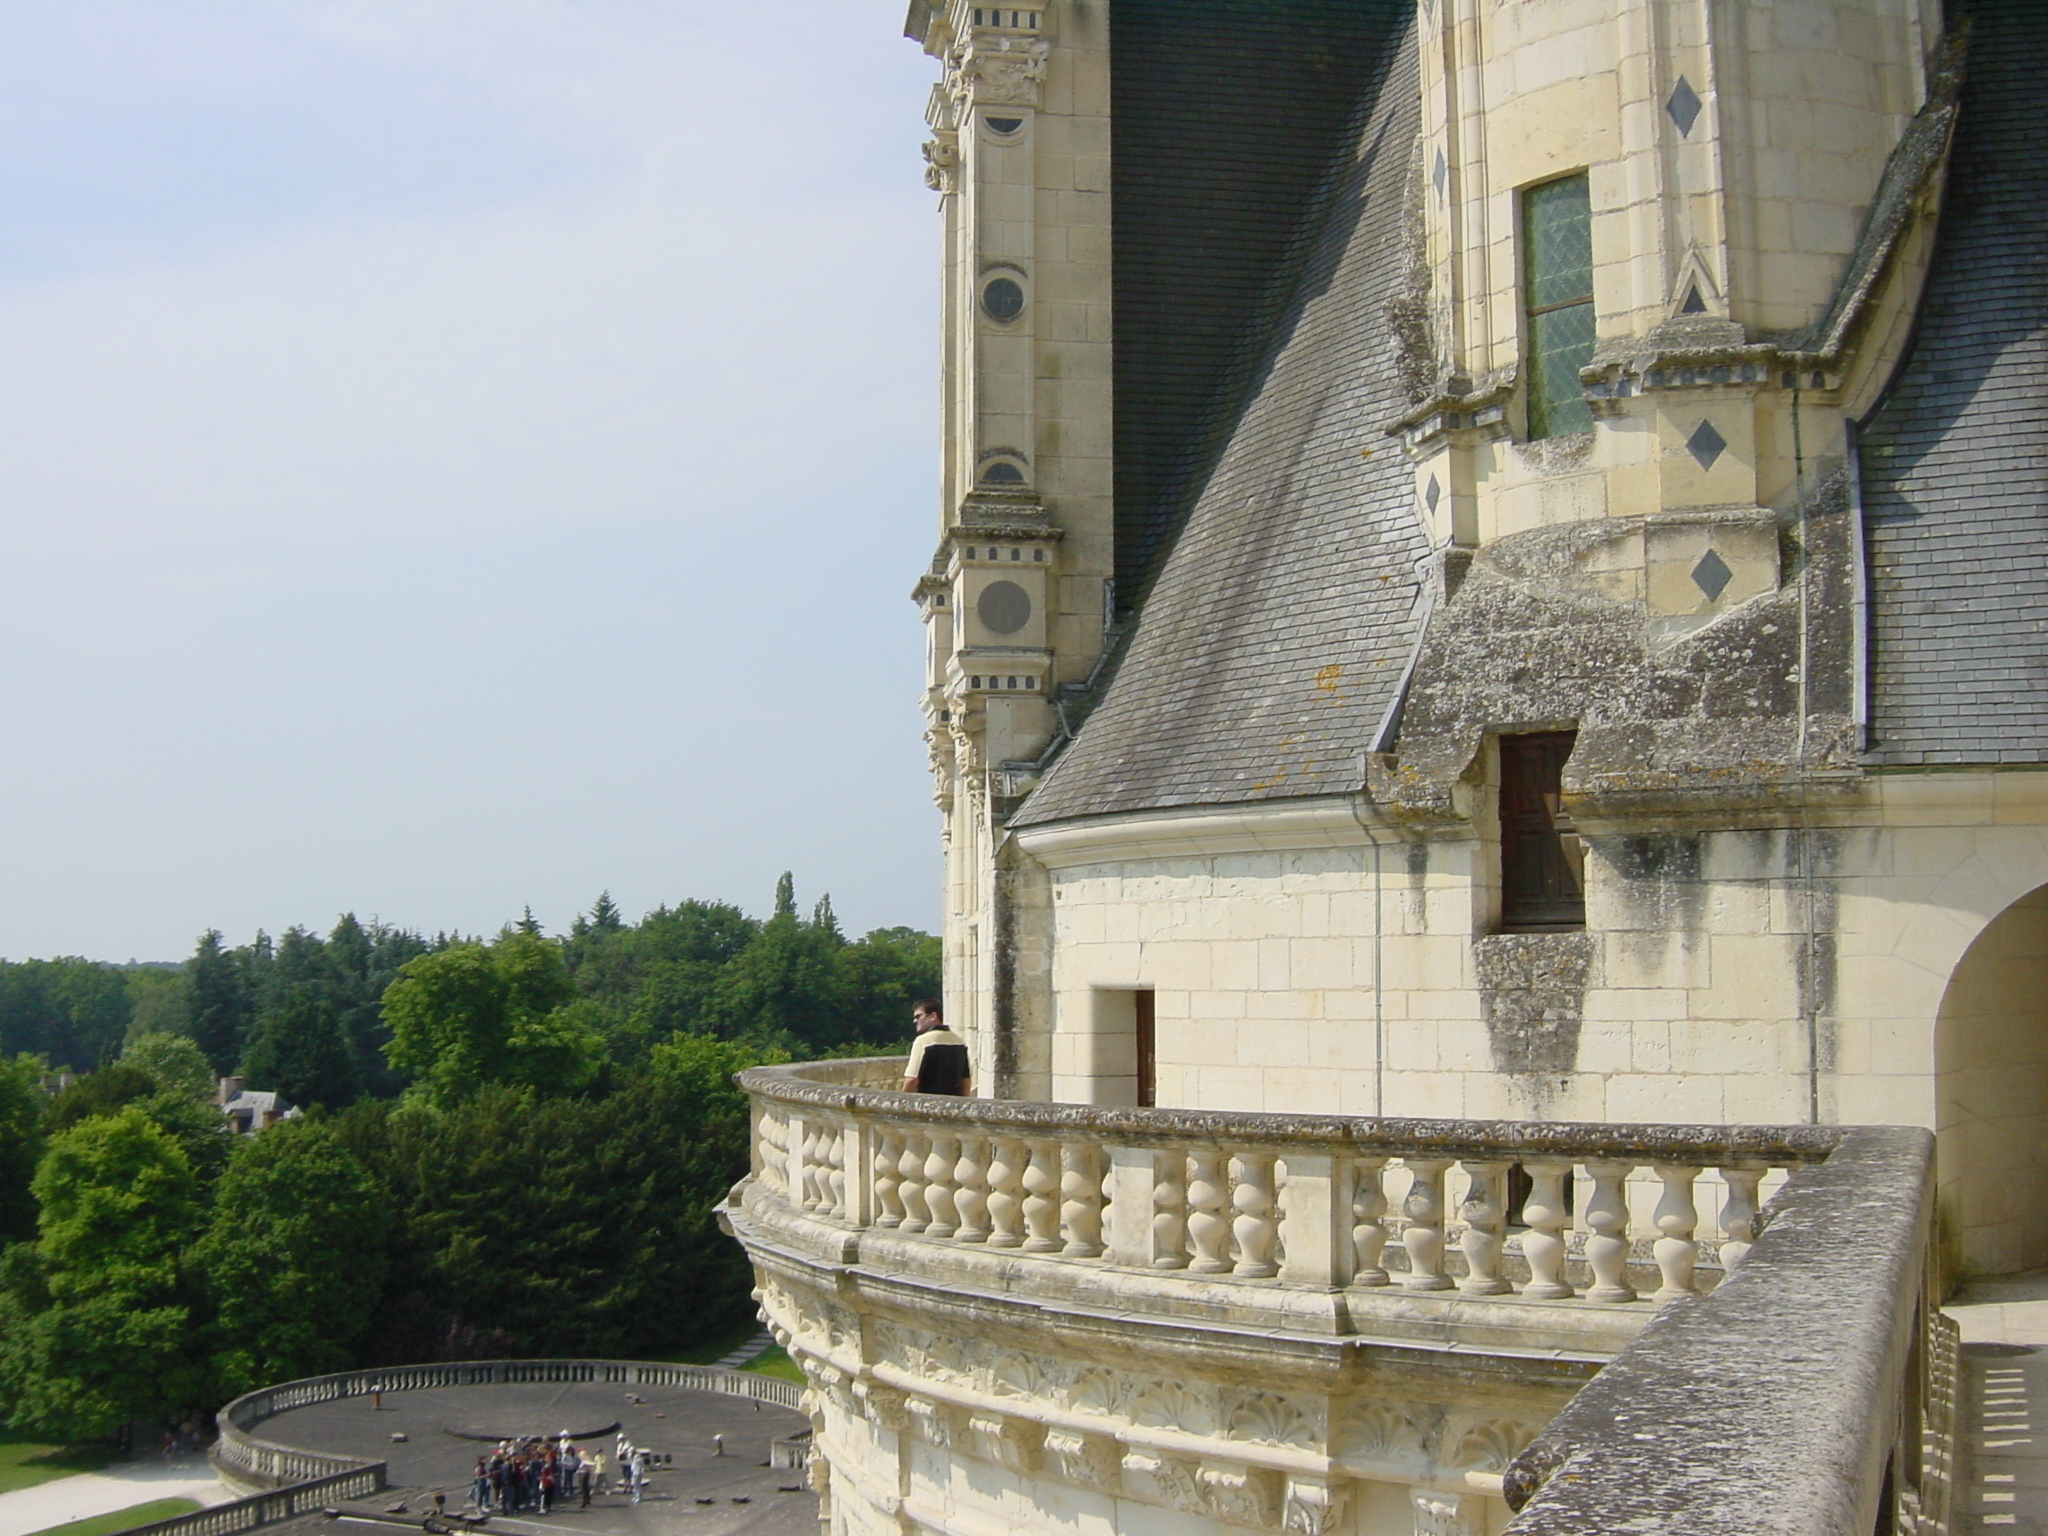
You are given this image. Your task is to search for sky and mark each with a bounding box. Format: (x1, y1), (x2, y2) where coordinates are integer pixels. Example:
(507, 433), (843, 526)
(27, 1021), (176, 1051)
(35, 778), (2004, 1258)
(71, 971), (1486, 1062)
(0, 1), (946, 961)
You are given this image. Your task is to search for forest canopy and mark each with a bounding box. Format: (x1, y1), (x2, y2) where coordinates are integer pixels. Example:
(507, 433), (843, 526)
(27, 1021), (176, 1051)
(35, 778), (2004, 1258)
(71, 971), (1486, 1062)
(0, 879), (931, 1442)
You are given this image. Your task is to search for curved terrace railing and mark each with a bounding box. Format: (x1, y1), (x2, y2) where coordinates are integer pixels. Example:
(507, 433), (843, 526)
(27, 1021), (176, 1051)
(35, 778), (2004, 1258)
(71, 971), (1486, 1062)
(188, 1354), (806, 1536)
(735, 1059), (1956, 1536)
(742, 1057), (1839, 1307)
(215, 1359), (800, 1489)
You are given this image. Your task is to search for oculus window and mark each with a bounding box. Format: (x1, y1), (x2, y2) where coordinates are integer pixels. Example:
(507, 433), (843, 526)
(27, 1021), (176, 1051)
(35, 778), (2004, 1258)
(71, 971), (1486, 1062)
(1523, 174), (1595, 439)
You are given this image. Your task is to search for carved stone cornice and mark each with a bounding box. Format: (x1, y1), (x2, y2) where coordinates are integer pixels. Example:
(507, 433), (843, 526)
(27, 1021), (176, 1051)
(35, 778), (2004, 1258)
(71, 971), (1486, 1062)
(1387, 370), (1516, 456)
(948, 37), (1051, 109)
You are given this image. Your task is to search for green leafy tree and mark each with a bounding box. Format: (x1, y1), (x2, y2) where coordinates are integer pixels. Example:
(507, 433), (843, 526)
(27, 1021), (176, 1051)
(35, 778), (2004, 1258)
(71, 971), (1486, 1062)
(0, 1054), (48, 1245)
(329, 1042), (776, 1362)
(46, 1066), (233, 1183)
(834, 927), (944, 1048)
(240, 987), (360, 1109)
(186, 931), (254, 1073)
(0, 959), (132, 1070)
(195, 1121), (389, 1397)
(698, 877), (843, 1049)
(122, 969), (191, 1045)
(45, 1064), (158, 1133)
(0, 1108), (205, 1439)
(120, 1032), (216, 1102)
(382, 932), (599, 1105)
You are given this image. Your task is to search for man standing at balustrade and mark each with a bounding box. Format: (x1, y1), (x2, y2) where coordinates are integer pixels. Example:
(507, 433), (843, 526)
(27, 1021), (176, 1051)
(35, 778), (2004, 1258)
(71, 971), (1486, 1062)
(902, 999), (971, 1096)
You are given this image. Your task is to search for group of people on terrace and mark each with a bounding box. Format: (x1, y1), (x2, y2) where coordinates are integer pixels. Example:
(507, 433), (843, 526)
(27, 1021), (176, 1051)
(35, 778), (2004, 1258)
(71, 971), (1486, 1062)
(469, 1432), (658, 1515)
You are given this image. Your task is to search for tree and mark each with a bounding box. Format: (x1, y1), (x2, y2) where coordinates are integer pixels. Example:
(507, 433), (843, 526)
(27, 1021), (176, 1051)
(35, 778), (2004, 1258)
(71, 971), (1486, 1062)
(381, 932), (600, 1105)
(239, 987), (360, 1109)
(327, 1042), (778, 1363)
(0, 1108), (205, 1440)
(46, 1066), (232, 1183)
(0, 960), (132, 1070)
(122, 969), (191, 1045)
(194, 1121), (388, 1397)
(120, 1032), (215, 1103)
(186, 932), (254, 1073)
(706, 879), (850, 1051)
(0, 1054), (47, 1245)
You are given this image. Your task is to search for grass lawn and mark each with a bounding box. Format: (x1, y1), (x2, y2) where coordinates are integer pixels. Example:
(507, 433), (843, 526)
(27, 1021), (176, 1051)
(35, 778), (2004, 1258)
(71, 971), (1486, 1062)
(21, 1497), (200, 1536)
(738, 1345), (804, 1386)
(0, 1432), (114, 1496)
(652, 1321), (766, 1368)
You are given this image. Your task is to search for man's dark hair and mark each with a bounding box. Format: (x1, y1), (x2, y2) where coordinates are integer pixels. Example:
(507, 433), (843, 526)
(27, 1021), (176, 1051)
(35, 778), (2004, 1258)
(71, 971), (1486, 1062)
(914, 998), (942, 1018)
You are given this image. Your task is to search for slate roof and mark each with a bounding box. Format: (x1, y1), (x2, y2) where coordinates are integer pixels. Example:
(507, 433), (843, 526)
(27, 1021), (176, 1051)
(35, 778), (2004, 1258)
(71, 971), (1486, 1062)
(1016, 6), (1428, 826)
(1861, 0), (2048, 765)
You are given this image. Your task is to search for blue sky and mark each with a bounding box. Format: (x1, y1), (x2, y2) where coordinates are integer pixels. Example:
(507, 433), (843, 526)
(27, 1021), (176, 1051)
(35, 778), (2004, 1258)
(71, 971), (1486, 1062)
(0, 2), (945, 959)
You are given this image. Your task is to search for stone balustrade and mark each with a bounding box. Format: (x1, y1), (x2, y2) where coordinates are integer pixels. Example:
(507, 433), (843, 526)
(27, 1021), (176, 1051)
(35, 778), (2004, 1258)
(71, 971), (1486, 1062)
(742, 1057), (1838, 1321)
(730, 1062), (1956, 1535)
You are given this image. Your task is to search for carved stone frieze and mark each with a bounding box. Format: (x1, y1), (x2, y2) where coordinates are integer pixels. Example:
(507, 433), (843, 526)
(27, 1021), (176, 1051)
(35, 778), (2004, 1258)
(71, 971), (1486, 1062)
(904, 1396), (954, 1449)
(1447, 1417), (1533, 1474)
(1120, 1449), (1206, 1517)
(1068, 1367), (1126, 1419)
(1229, 1391), (1320, 1450)
(1283, 1476), (1351, 1536)
(854, 1381), (909, 1435)
(1410, 1486), (1474, 1536)
(1197, 1460), (1280, 1528)
(967, 1412), (1041, 1475)
(1335, 1401), (1428, 1467)
(921, 134), (958, 194)
(1041, 1429), (1121, 1493)
(1129, 1379), (1218, 1438)
(947, 39), (1051, 108)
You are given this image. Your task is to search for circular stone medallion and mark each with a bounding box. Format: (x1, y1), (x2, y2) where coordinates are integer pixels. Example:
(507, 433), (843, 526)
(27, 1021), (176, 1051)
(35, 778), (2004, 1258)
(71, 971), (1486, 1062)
(977, 579), (1031, 635)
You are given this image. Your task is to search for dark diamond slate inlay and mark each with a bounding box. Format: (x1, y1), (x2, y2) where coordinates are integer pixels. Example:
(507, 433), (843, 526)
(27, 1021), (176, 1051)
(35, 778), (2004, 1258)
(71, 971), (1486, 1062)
(1432, 147), (1448, 196)
(1691, 548), (1733, 602)
(1687, 418), (1727, 471)
(1667, 76), (1703, 136)
(1425, 475), (1442, 512)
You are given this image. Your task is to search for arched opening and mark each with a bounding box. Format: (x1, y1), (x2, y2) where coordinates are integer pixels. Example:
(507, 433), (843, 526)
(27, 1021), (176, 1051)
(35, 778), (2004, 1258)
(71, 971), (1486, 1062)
(1936, 885), (2048, 1278)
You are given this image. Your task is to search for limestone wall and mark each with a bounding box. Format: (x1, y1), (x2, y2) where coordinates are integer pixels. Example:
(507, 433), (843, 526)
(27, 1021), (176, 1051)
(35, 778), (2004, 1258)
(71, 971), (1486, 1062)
(1013, 772), (2048, 1276)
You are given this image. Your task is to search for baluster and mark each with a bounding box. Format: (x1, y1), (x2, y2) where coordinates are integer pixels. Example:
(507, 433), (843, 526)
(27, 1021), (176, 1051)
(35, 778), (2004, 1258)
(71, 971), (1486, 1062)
(1400, 1158), (1453, 1290)
(1717, 1163), (1767, 1271)
(1351, 1156), (1391, 1286)
(1231, 1151), (1279, 1278)
(1186, 1149), (1232, 1273)
(1152, 1150), (1189, 1269)
(873, 1128), (905, 1228)
(924, 1131), (959, 1239)
(827, 1122), (847, 1221)
(1457, 1159), (1511, 1295)
(1021, 1138), (1061, 1251)
(1100, 1157), (1115, 1246)
(1651, 1164), (1701, 1301)
(1583, 1161), (1638, 1302)
(985, 1136), (1026, 1247)
(1519, 1159), (1576, 1299)
(952, 1133), (991, 1241)
(799, 1122), (824, 1211)
(1060, 1141), (1104, 1257)
(898, 1131), (931, 1234)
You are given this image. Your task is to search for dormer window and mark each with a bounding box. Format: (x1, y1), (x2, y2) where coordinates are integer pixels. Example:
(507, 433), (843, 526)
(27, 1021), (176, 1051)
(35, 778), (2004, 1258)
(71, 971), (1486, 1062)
(1523, 174), (1595, 439)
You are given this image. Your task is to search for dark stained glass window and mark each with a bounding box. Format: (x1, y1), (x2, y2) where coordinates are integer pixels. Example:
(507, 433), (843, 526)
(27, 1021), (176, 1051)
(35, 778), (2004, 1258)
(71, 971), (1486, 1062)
(1500, 731), (1585, 929)
(1523, 175), (1594, 439)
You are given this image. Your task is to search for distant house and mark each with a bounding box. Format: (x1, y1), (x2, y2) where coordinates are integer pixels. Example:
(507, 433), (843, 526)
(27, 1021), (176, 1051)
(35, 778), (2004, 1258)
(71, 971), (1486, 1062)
(215, 1076), (298, 1135)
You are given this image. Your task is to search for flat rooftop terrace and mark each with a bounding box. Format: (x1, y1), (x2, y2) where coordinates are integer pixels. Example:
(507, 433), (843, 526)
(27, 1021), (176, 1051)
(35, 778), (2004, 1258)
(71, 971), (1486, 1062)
(243, 1378), (815, 1536)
